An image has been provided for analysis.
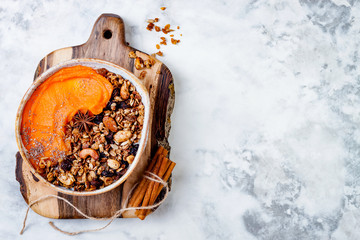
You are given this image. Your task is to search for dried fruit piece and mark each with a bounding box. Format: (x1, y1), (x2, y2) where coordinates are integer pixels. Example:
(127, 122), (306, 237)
(114, 130), (132, 143)
(120, 83), (130, 100)
(103, 116), (118, 132)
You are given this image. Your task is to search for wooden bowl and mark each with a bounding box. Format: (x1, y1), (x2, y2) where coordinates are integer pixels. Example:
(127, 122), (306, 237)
(15, 58), (150, 196)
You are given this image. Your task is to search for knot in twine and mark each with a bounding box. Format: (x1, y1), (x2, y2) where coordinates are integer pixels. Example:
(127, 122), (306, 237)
(20, 171), (169, 236)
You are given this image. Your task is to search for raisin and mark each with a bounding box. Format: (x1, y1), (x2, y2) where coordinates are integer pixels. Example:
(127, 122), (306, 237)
(105, 101), (112, 110)
(60, 159), (72, 171)
(101, 170), (114, 177)
(119, 168), (127, 175)
(120, 160), (129, 169)
(90, 179), (103, 188)
(93, 113), (104, 124)
(119, 101), (129, 109)
(105, 131), (114, 144)
(99, 152), (107, 159)
(111, 88), (120, 99)
(96, 68), (108, 77)
(129, 144), (139, 156)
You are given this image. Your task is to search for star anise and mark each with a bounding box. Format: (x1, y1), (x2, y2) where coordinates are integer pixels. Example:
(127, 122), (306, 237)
(73, 110), (95, 133)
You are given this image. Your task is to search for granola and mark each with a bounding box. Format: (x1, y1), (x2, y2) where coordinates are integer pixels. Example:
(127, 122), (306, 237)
(39, 68), (145, 191)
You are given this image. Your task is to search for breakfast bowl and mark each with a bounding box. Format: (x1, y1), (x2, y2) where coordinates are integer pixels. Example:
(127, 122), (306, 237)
(15, 58), (150, 196)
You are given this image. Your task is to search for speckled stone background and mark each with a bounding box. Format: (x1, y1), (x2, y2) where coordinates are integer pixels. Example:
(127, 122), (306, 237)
(1, 0), (360, 239)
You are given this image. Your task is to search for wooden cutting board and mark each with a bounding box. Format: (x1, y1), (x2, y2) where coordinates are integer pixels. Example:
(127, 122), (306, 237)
(15, 13), (175, 219)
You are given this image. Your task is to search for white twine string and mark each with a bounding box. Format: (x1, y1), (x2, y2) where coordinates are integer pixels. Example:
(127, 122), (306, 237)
(20, 171), (168, 236)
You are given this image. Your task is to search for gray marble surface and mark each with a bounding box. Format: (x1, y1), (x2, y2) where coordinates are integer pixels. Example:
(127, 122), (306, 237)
(1, 0), (360, 239)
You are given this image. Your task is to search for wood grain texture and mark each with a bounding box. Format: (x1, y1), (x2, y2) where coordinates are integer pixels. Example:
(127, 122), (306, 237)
(15, 13), (175, 219)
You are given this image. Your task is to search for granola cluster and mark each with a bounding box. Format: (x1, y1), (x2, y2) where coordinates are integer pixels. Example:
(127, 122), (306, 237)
(39, 68), (145, 191)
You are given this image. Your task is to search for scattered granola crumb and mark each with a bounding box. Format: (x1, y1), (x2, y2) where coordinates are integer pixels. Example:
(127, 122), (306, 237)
(155, 26), (161, 32)
(180, 34), (182, 36)
(139, 71), (147, 79)
(170, 34), (174, 37)
(160, 37), (167, 45)
(171, 38), (180, 45)
(162, 24), (174, 34)
(177, 26), (180, 29)
(156, 51), (163, 56)
(146, 22), (154, 31)
(154, 18), (159, 22)
(156, 44), (160, 49)
(147, 19), (155, 23)
(135, 57), (144, 70)
(128, 51), (136, 59)
(160, 7), (166, 11)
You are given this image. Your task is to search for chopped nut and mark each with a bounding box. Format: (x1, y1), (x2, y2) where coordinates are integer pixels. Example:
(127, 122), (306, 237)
(103, 116), (118, 132)
(58, 172), (75, 186)
(126, 155), (135, 164)
(38, 159), (46, 169)
(47, 172), (55, 182)
(79, 148), (99, 160)
(135, 57), (144, 70)
(107, 159), (120, 170)
(114, 130), (132, 143)
(111, 103), (117, 111)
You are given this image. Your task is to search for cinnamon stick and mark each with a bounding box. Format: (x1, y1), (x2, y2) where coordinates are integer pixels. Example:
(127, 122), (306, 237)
(128, 146), (167, 207)
(145, 160), (176, 216)
(136, 155), (166, 219)
(144, 159), (171, 216)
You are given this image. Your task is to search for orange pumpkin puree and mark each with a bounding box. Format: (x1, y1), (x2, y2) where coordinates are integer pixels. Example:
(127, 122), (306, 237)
(21, 65), (113, 171)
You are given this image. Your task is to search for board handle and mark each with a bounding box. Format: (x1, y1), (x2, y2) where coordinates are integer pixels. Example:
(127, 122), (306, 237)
(86, 14), (127, 46)
(78, 13), (131, 63)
